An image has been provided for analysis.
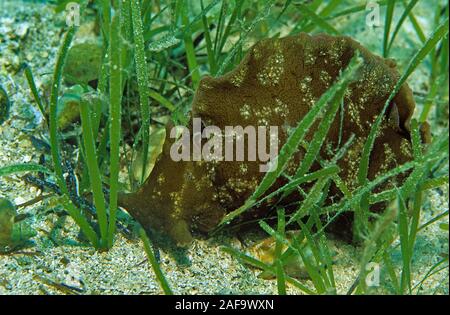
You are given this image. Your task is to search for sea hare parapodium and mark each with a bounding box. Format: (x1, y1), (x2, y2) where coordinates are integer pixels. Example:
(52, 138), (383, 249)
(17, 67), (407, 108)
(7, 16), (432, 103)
(119, 33), (430, 245)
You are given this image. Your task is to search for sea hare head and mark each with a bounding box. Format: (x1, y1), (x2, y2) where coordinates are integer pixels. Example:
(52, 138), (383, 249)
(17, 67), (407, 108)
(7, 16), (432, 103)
(120, 123), (226, 245)
(120, 33), (429, 246)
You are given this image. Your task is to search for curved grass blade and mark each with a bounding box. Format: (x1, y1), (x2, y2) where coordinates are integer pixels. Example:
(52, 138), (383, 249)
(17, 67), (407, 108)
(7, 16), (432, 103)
(297, 0), (341, 34)
(287, 177), (330, 226)
(382, 0), (396, 57)
(49, 27), (74, 197)
(258, 219), (324, 294)
(357, 17), (449, 187)
(80, 97), (108, 248)
(419, 75), (444, 123)
(396, 190), (411, 294)
(108, 8), (123, 248)
(221, 245), (271, 271)
(329, 130), (447, 241)
(296, 2), (340, 35)
(139, 227), (173, 295)
(292, 91), (344, 181)
(326, 1), (387, 20)
(255, 165), (340, 209)
(369, 175), (448, 204)
(274, 208), (287, 295)
(22, 64), (46, 118)
(148, 90), (175, 112)
(0, 163), (52, 177)
(131, 0), (151, 184)
(412, 256), (449, 292)
(200, 0), (216, 74)
(387, 0), (419, 54)
(181, 0), (200, 89)
(409, 119), (422, 160)
(148, 0), (220, 52)
(217, 0), (244, 59)
(404, 2), (426, 43)
(213, 0), (227, 59)
(418, 210), (449, 233)
(223, 239), (316, 293)
(318, 160), (416, 229)
(48, 27), (99, 247)
(217, 0), (276, 76)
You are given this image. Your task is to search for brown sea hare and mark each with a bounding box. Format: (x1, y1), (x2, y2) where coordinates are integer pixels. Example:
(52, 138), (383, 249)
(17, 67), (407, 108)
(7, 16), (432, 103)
(119, 33), (429, 245)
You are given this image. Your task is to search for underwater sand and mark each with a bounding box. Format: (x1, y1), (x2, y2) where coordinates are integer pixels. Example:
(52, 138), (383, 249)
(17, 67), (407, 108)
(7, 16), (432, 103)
(0, 0), (448, 295)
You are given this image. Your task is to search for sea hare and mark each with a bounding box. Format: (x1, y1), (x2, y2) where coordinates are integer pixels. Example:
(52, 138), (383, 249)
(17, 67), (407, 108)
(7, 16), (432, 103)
(119, 33), (429, 245)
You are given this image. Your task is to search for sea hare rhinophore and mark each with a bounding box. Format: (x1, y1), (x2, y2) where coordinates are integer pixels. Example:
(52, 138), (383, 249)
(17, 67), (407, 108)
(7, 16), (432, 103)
(119, 33), (430, 245)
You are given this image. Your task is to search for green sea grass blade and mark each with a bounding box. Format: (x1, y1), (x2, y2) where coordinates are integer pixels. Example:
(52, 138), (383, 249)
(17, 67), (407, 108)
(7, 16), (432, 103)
(48, 27), (99, 247)
(148, 0), (220, 52)
(387, 0), (419, 53)
(287, 177), (330, 226)
(49, 27), (74, 197)
(108, 8), (123, 247)
(292, 88), (345, 181)
(217, 0), (244, 58)
(382, 0), (396, 57)
(0, 163), (52, 177)
(255, 165), (339, 208)
(274, 208), (287, 295)
(396, 191), (411, 294)
(369, 175), (448, 204)
(23, 64), (46, 118)
(131, 0), (151, 184)
(326, 1), (387, 20)
(139, 228), (173, 295)
(296, 2), (340, 35)
(216, 0), (276, 76)
(200, 0), (216, 74)
(181, 0), (200, 89)
(80, 97), (108, 247)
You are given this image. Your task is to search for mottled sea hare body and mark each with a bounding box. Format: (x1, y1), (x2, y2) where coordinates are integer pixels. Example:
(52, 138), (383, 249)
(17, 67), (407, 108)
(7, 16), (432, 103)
(119, 33), (429, 245)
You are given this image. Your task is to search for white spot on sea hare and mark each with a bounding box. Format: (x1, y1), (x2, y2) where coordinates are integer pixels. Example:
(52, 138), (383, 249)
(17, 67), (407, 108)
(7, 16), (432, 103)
(257, 52), (285, 86)
(319, 70), (332, 87)
(240, 103), (252, 120)
(157, 174), (165, 185)
(274, 98), (289, 118)
(231, 65), (248, 87)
